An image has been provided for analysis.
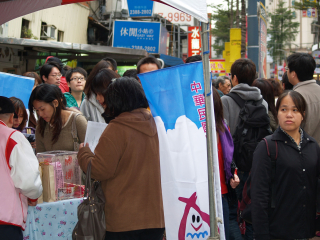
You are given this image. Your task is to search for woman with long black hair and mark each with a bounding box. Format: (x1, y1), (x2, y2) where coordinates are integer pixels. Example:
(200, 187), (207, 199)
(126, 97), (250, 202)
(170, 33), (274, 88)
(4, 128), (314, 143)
(29, 84), (87, 152)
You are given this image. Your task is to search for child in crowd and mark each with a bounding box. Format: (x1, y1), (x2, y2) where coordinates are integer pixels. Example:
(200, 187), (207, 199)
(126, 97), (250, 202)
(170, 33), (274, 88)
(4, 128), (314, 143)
(10, 97), (28, 131)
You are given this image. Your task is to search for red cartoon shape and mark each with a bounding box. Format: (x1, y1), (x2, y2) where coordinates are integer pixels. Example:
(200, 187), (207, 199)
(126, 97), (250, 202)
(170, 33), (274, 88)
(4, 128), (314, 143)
(178, 192), (210, 240)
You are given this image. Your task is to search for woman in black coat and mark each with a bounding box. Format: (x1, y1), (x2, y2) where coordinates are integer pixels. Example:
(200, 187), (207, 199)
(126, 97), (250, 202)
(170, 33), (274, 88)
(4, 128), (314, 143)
(251, 90), (320, 240)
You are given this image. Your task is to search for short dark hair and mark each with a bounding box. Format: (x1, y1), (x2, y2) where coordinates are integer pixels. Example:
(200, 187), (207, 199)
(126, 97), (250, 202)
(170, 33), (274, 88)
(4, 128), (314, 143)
(102, 77), (149, 123)
(84, 60), (112, 99)
(29, 84), (66, 144)
(123, 69), (138, 80)
(92, 68), (120, 96)
(230, 58), (256, 86)
(102, 57), (117, 71)
(65, 67), (88, 83)
(276, 90), (306, 121)
(287, 53), (315, 82)
(185, 55), (202, 63)
(46, 57), (65, 75)
(215, 76), (230, 89)
(252, 79), (277, 124)
(40, 62), (62, 83)
(10, 97), (28, 130)
(137, 57), (161, 74)
(281, 71), (294, 90)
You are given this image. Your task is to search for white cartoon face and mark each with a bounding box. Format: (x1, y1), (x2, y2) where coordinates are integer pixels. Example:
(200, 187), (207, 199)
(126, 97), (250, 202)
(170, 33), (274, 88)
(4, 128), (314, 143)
(185, 208), (209, 239)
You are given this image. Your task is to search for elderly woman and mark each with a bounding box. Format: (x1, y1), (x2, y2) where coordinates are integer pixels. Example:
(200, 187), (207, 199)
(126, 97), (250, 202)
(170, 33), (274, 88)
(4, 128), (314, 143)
(77, 77), (165, 240)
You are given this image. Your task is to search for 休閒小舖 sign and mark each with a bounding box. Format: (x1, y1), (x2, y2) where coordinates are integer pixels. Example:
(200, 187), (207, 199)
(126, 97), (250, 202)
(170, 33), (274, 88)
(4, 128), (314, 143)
(113, 20), (163, 54)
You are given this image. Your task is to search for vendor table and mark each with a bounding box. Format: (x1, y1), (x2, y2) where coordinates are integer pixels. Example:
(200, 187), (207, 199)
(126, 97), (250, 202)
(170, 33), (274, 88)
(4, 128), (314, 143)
(23, 198), (82, 240)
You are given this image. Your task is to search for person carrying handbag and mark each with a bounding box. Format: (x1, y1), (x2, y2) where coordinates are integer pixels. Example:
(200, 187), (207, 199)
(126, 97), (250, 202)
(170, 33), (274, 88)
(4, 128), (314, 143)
(77, 77), (165, 240)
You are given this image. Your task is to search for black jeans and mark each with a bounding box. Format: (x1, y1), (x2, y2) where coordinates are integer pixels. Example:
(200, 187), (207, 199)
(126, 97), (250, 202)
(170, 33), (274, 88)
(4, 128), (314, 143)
(0, 225), (23, 240)
(105, 228), (165, 240)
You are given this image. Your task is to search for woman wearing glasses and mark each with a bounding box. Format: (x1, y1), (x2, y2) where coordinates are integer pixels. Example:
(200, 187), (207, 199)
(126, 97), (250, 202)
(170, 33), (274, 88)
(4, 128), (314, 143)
(39, 62), (62, 87)
(64, 67), (87, 109)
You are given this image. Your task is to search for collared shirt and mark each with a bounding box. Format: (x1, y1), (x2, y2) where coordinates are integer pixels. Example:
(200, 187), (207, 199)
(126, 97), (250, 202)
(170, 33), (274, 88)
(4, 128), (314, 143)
(64, 92), (85, 109)
(279, 126), (303, 150)
(293, 79), (316, 90)
(292, 79), (320, 146)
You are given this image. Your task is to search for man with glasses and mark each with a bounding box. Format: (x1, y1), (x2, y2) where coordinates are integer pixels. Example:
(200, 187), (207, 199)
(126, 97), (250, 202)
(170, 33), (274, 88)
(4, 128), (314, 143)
(286, 53), (320, 145)
(39, 62), (62, 86)
(64, 67), (87, 109)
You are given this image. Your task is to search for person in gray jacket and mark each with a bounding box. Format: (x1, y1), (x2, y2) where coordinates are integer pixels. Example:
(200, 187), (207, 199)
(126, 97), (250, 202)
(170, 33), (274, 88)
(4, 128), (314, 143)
(287, 53), (320, 146)
(80, 60), (119, 123)
(221, 58), (268, 240)
(221, 59), (268, 136)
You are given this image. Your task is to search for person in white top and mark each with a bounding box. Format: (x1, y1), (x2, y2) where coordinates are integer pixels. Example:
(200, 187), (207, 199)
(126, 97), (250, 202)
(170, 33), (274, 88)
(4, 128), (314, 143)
(0, 96), (42, 240)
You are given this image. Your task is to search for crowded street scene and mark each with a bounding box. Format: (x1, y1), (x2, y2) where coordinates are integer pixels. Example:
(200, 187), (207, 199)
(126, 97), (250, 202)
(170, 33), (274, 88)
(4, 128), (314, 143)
(1, 0), (320, 239)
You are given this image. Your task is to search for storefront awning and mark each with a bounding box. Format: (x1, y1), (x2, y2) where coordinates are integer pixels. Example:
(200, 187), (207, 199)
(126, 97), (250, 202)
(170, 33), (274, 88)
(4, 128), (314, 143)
(0, 37), (148, 63)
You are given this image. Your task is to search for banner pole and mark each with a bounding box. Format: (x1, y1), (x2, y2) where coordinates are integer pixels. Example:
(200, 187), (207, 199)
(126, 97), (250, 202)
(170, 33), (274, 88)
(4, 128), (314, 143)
(200, 21), (220, 240)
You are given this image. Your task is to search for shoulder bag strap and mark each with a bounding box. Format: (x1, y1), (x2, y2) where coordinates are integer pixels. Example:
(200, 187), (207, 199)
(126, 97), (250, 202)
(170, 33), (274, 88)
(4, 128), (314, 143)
(84, 160), (92, 198)
(71, 113), (81, 151)
(263, 136), (278, 209)
(227, 92), (246, 109)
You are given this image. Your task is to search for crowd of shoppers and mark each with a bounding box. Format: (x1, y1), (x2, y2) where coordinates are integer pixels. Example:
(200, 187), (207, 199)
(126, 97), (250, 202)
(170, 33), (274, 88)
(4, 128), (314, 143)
(2, 52), (320, 240)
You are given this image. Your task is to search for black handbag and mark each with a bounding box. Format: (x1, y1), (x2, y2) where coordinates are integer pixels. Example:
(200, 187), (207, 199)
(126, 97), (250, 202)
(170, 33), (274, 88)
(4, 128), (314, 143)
(72, 161), (106, 240)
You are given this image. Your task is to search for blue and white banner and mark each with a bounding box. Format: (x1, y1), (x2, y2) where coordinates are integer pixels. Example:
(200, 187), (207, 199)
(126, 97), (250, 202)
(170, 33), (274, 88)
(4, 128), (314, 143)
(0, 72), (34, 107)
(139, 62), (225, 240)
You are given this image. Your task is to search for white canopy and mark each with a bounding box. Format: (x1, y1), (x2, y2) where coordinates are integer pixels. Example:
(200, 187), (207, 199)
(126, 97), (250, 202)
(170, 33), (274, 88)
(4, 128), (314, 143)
(152, 0), (208, 23)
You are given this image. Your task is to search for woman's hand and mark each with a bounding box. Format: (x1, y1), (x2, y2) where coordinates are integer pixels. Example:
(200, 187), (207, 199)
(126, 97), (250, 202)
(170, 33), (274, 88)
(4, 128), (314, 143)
(31, 141), (36, 149)
(230, 173), (240, 189)
(79, 143), (89, 150)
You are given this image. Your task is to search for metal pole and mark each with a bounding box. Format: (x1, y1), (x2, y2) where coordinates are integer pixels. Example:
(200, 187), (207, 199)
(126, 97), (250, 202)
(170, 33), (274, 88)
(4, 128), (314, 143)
(178, 24), (181, 59)
(200, 21), (219, 240)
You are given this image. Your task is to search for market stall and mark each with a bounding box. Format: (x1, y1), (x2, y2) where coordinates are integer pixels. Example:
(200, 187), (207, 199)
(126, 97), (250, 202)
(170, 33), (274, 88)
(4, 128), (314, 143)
(23, 151), (85, 240)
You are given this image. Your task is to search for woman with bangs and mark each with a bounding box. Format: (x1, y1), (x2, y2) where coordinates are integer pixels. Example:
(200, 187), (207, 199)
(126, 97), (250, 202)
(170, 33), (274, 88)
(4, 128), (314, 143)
(80, 60), (119, 123)
(251, 90), (320, 239)
(29, 84), (87, 153)
(10, 97), (28, 132)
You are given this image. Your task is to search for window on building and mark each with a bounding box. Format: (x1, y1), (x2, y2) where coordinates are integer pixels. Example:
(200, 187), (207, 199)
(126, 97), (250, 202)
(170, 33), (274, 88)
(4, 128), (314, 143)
(21, 19), (30, 38)
(58, 30), (64, 42)
(40, 22), (47, 40)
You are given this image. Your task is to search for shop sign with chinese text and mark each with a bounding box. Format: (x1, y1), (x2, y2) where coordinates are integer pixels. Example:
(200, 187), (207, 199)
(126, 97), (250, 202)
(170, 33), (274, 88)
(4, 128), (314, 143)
(210, 59), (226, 73)
(188, 26), (201, 57)
(113, 20), (163, 54)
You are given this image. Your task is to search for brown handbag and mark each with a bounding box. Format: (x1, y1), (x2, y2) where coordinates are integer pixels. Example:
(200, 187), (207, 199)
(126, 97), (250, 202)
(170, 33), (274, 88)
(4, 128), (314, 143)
(72, 161), (106, 240)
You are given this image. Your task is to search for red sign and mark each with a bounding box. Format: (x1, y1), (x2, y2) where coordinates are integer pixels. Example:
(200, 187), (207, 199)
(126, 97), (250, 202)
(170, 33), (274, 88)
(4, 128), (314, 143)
(62, 0), (94, 5)
(302, 10), (307, 17)
(188, 26), (201, 57)
(210, 59), (226, 73)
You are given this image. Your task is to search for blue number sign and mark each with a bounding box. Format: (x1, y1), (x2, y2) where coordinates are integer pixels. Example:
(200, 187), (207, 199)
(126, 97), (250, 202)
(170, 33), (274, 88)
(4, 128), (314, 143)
(127, 0), (154, 17)
(113, 20), (161, 54)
